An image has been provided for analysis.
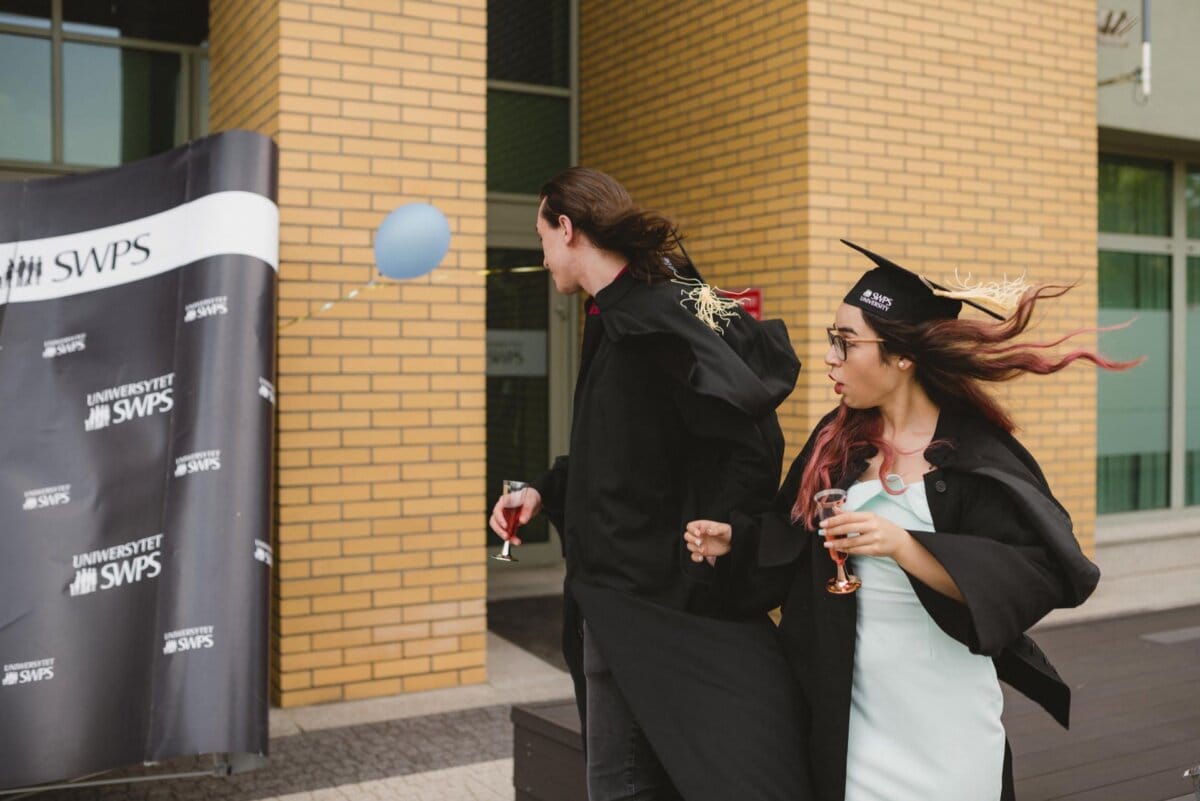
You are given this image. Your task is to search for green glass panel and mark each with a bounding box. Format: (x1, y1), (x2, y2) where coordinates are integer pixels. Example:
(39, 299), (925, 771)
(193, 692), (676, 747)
(487, 90), (570, 194)
(0, 33), (50, 162)
(1098, 250), (1171, 310)
(1098, 155), (1171, 236)
(486, 249), (551, 545)
(63, 43), (182, 166)
(1097, 251), (1171, 513)
(1188, 257), (1200, 506)
(1187, 165), (1200, 240)
(488, 0), (569, 87)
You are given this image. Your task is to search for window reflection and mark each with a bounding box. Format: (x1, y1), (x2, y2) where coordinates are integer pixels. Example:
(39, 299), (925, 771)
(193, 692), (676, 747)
(488, 0), (569, 87)
(63, 43), (182, 166)
(1097, 251), (1171, 513)
(1098, 156), (1172, 236)
(0, 33), (51, 162)
(487, 90), (570, 194)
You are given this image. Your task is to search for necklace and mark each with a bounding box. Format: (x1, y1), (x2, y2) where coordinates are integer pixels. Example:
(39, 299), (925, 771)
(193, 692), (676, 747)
(885, 441), (928, 456)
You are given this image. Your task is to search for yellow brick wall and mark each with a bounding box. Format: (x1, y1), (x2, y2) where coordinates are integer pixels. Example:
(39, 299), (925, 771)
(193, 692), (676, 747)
(804, 0), (1099, 550)
(209, 0), (280, 136)
(582, 0), (1099, 549)
(210, 0), (489, 707)
(581, 0), (813, 433)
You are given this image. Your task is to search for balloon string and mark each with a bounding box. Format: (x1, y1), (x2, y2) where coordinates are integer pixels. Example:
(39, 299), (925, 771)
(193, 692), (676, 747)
(279, 260), (539, 330)
(478, 265), (544, 276)
(279, 277), (381, 330)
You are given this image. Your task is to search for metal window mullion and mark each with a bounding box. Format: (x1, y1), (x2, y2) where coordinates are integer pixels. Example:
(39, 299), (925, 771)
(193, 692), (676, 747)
(1171, 160), (1189, 507)
(0, 158), (77, 175)
(488, 190), (540, 204)
(1096, 232), (1172, 253)
(50, 0), (62, 164)
(60, 31), (205, 55)
(486, 79), (570, 98)
(0, 21), (52, 35)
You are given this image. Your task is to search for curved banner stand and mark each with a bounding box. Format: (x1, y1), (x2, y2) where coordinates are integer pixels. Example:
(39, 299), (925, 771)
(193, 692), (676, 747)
(0, 130), (277, 790)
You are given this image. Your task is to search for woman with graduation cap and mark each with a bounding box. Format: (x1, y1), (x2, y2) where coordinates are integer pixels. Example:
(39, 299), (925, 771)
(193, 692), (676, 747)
(684, 240), (1137, 801)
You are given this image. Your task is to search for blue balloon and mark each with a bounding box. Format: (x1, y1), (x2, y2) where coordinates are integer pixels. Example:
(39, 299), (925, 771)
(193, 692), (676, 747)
(374, 202), (451, 280)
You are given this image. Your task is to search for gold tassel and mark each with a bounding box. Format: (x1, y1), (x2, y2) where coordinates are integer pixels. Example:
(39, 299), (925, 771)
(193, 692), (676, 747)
(929, 270), (1029, 320)
(671, 275), (744, 335)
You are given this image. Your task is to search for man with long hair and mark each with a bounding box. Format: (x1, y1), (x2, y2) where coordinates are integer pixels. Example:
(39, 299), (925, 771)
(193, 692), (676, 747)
(686, 240), (1136, 801)
(490, 168), (811, 801)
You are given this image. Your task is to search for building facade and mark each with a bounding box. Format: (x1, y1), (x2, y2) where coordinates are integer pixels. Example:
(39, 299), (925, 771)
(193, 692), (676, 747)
(1, 0), (1197, 707)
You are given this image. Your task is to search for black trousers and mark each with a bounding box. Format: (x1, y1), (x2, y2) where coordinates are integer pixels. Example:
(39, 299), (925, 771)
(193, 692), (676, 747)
(582, 623), (683, 801)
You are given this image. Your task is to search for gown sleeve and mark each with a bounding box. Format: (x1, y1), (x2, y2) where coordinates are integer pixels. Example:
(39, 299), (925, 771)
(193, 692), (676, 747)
(643, 332), (796, 615)
(530, 456), (568, 538)
(715, 416), (837, 617)
(905, 471), (1068, 657)
(668, 378), (782, 522)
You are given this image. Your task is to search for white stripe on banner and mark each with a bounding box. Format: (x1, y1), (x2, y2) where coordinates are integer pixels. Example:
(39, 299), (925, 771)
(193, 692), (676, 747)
(0, 191), (279, 305)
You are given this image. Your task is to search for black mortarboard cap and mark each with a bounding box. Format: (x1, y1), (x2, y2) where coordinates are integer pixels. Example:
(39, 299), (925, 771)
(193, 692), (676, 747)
(841, 240), (965, 324)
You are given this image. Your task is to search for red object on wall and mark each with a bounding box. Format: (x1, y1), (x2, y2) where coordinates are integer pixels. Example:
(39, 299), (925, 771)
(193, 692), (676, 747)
(719, 288), (762, 320)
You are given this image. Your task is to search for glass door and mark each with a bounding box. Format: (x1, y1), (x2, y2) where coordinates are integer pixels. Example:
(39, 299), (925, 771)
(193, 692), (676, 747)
(484, 0), (576, 587)
(485, 248), (569, 569)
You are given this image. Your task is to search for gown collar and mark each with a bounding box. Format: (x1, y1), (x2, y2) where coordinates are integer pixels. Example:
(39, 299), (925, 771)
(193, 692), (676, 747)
(847, 477), (934, 526)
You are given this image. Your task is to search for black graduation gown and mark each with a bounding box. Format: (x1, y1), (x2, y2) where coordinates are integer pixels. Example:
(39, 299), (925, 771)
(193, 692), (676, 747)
(531, 271), (812, 801)
(726, 408), (1100, 801)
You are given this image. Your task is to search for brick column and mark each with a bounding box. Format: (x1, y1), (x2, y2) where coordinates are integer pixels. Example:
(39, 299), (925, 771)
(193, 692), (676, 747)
(802, 0), (1099, 548)
(580, 0), (814, 439)
(209, 0), (489, 707)
(209, 1), (279, 136)
(582, 0), (1099, 549)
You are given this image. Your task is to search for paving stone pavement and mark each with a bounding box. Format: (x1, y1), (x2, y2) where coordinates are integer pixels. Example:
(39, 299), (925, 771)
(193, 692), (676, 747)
(21, 705), (513, 801)
(12, 600), (1196, 801)
(6, 633), (573, 801)
(255, 759), (513, 801)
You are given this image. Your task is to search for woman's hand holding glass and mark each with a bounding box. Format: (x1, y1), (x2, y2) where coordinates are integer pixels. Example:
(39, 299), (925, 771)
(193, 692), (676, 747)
(820, 509), (912, 559)
(683, 520), (732, 565)
(825, 508), (966, 602)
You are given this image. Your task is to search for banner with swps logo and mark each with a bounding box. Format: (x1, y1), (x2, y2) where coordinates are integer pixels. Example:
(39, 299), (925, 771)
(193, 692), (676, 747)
(0, 131), (277, 791)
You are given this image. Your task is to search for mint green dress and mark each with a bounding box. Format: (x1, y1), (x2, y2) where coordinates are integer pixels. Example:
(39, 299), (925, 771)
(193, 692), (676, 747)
(842, 479), (1005, 801)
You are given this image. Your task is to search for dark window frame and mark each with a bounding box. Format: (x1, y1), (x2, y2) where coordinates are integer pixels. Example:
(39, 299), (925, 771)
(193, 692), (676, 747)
(0, 0), (208, 173)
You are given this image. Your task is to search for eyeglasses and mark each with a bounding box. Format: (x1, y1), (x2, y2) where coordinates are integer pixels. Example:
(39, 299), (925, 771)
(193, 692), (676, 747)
(826, 326), (885, 361)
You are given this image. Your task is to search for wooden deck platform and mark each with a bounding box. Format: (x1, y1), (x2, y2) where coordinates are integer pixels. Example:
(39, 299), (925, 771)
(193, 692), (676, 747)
(1008, 604), (1200, 801)
(512, 604), (1200, 800)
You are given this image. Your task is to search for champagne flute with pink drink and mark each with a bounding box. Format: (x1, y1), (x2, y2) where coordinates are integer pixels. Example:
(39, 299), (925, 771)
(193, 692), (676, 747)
(814, 488), (861, 594)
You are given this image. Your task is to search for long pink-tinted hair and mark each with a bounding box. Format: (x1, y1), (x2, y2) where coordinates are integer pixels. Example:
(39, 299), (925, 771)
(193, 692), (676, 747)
(792, 284), (1141, 526)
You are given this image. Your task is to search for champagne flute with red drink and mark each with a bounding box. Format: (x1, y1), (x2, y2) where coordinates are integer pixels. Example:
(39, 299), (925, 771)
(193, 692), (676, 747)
(814, 488), (861, 594)
(492, 479), (528, 562)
